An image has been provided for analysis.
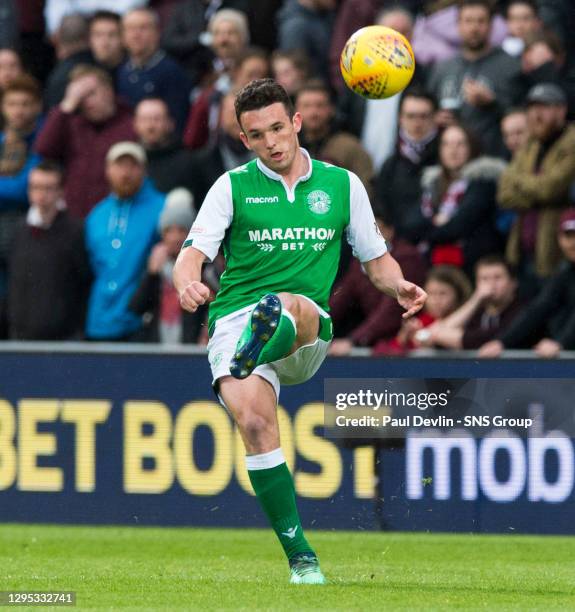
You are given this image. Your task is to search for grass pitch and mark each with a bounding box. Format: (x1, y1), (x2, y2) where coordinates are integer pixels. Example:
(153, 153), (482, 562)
(0, 525), (573, 610)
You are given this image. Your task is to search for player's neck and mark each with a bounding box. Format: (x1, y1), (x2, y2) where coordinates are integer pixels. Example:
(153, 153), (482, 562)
(279, 148), (309, 190)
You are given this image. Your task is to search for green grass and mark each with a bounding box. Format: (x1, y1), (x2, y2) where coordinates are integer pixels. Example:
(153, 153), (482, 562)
(0, 525), (574, 610)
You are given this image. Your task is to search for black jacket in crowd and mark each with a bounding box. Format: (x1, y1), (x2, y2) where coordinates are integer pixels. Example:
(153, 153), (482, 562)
(145, 139), (199, 195)
(375, 134), (439, 234)
(8, 211), (91, 340)
(500, 260), (575, 349)
(402, 156), (507, 275)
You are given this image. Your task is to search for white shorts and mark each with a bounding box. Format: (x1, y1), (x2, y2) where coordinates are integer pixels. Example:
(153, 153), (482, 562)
(207, 295), (333, 403)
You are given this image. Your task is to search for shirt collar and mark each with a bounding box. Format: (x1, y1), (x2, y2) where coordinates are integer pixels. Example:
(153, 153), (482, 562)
(256, 147), (313, 183)
(128, 49), (165, 71)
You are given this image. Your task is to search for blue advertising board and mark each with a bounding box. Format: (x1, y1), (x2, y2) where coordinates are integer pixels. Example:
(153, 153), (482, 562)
(0, 349), (574, 534)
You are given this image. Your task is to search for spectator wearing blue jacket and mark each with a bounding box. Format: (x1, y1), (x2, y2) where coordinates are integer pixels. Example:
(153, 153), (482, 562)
(117, 8), (191, 133)
(85, 141), (165, 341)
(0, 73), (43, 296)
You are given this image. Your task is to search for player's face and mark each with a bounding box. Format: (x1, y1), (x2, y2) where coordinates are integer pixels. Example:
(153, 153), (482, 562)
(239, 102), (302, 175)
(458, 6), (491, 51)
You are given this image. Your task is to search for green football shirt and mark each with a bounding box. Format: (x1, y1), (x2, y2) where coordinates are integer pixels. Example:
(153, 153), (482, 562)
(184, 149), (387, 330)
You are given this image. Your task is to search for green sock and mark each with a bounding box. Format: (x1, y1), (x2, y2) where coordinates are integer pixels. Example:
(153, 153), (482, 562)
(247, 448), (314, 560)
(258, 308), (296, 364)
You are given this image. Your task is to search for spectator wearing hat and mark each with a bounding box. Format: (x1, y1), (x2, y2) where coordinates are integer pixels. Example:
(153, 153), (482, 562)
(129, 188), (209, 343)
(497, 83), (575, 297)
(479, 209), (575, 358)
(8, 161), (91, 340)
(85, 141), (165, 340)
(35, 64), (136, 218)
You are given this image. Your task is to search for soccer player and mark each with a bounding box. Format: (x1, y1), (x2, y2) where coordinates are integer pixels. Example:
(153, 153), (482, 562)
(173, 79), (427, 584)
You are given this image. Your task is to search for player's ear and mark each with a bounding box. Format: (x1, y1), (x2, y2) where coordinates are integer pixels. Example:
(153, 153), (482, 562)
(292, 112), (302, 134)
(239, 131), (252, 150)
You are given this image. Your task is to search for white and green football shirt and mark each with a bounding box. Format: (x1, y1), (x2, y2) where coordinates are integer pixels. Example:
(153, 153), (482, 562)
(184, 149), (387, 331)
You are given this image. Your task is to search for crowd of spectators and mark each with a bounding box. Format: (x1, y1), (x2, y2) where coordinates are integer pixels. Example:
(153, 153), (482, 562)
(0, 0), (574, 359)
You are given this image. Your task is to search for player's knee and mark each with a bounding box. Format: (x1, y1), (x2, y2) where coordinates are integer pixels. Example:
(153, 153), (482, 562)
(277, 292), (298, 314)
(236, 410), (270, 441)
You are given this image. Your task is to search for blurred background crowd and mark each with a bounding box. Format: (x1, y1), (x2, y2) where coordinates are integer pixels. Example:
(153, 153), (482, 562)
(0, 0), (574, 358)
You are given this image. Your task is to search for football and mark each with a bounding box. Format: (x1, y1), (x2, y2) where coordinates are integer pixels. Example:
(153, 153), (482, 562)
(340, 25), (416, 99)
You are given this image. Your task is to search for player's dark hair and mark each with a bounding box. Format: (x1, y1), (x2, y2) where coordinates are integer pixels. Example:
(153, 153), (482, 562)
(505, 0), (538, 18)
(427, 265), (472, 306)
(458, 0), (494, 18)
(400, 85), (438, 112)
(474, 254), (516, 279)
(90, 10), (122, 26)
(32, 159), (64, 182)
(294, 79), (335, 105)
(234, 78), (294, 124)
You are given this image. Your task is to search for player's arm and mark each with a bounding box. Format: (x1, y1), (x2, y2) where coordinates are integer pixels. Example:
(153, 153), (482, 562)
(346, 171), (427, 319)
(174, 246), (210, 313)
(172, 173), (233, 313)
(364, 254), (427, 319)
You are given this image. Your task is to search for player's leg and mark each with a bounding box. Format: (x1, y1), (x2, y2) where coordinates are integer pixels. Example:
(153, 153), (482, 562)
(218, 373), (326, 585)
(230, 292), (319, 379)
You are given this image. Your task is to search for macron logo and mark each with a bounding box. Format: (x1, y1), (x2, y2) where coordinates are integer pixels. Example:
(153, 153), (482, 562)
(245, 196), (280, 204)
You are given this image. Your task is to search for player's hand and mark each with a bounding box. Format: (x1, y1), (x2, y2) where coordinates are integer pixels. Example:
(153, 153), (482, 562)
(329, 338), (354, 356)
(478, 339), (504, 358)
(148, 243), (169, 274)
(534, 338), (562, 359)
(179, 280), (211, 313)
(396, 280), (427, 319)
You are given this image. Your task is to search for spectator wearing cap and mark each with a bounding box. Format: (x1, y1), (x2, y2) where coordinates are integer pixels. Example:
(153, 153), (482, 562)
(85, 141), (165, 341)
(134, 97), (197, 194)
(35, 64), (136, 218)
(129, 188), (208, 343)
(7, 161), (91, 340)
(497, 83), (575, 297)
(117, 8), (190, 133)
(479, 209), (575, 358)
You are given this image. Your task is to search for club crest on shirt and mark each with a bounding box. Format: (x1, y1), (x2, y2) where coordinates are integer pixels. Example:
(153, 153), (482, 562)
(307, 190), (331, 215)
